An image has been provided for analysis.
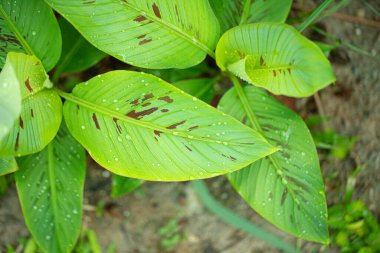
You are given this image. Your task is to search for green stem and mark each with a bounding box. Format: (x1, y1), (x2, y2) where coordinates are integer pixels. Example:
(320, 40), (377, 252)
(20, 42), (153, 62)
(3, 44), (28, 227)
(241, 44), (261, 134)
(239, 0), (252, 25)
(297, 0), (334, 32)
(191, 180), (299, 253)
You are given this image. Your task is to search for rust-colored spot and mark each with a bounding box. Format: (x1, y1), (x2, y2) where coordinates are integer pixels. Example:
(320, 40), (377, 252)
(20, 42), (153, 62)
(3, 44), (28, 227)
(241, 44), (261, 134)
(126, 107), (158, 120)
(154, 130), (163, 137)
(287, 68), (292, 74)
(188, 125), (199, 131)
(142, 102), (151, 107)
(273, 70), (277, 77)
(167, 120), (186, 130)
(152, 3), (161, 18)
(131, 98), (140, 106)
(30, 109), (34, 118)
(19, 117), (24, 129)
(15, 132), (20, 151)
(139, 38), (152, 45)
(185, 145), (192, 152)
(161, 109), (169, 113)
(260, 56), (264, 65)
(92, 113), (100, 130)
(141, 93), (154, 103)
(281, 189), (288, 206)
(134, 15), (147, 22)
(113, 117), (122, 134)
(158, 96), (173, 103)
(25, 78), (33, 92)
(137, 34), (146, 39)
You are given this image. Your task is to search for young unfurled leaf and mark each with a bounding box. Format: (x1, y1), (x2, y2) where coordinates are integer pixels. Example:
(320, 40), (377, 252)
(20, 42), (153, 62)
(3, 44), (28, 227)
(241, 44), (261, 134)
(173, 78), (216, 104)
(62, 71), (276, 181)
(16, 124), (86, 253)
(219, 85), (328, 243)
(210, 0), (292, 33)
(0, 157), (18, 176)
(112, 175), (144, 198)
(54, 18), (106, 77)
(216, 23), (336, 97)
(0, 0), (61, 71)
(0, 53), (62, 157)
(46, 0), (219, 69)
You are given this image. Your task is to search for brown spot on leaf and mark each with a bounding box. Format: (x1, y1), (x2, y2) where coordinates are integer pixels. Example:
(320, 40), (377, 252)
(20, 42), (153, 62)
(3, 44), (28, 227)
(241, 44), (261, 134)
(242, 116), (247, 124)
(25, 78), (33, 92)
(152, 3), (161, 18)
(154, 130), (163, 137)
(281, 189), (288, 206)
(30, 109), (34, 118)
(260, 56), (264, 65)
(141, 93), (154, 103)
(158, 96), (173, 103)
(139, 38), (152, 45)
(184, 145), (192, 152)
(273, 70), (277, 77)
(161, 109), (169, 113)
(137, 34), (146, 39)
(167, 120), (186, 130)
(15, 132), (20, 151)
(188, 125), (199, 131)
(131, 98), (140, 106)
(134, 15), (147, 22)
(142, 102), (151, 107)
(126, 107), (158, 120)
(92, 113), (100, 130)
(19, 117), (24, 129)
(113, 117), (122, 134)
(83, 0), (96, 4)
(287, 68), (292, 74)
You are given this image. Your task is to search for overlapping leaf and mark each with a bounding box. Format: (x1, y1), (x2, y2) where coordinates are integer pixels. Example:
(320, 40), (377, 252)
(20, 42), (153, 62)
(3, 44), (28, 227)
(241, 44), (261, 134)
(216, 23), (336, 97)
(62, 70), (276, 181)
(0, 53), (62, 157)
(219, 85), (328, 243)
(16, 124), (86, 253)
(112, 175), (144, 198)
(46, 0), (219, 69)
(0, 157), (18, 176)
(173, 78), (216, 104)
(0, 0), (61, 71)
(210, 0), (292, 33)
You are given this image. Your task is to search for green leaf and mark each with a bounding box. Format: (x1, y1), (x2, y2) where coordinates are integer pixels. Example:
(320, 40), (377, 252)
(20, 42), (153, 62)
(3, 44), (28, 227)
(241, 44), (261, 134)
(0, 54), (21, 141)
(15, 124), (86, 253)
(54, 18), (106, 77)
(173, 78), (216, 104)
(0, 157), (18, 176)
(216, 23), (336, 97)
(210, 0), (292, 33)
(46, 0), (219, 69)
(0, 53), (62, 157)
(111, 175), (143, 198)
(0, 0), (61, 71)
(218, 85), (328, 243)
(61, 70), (276, 181)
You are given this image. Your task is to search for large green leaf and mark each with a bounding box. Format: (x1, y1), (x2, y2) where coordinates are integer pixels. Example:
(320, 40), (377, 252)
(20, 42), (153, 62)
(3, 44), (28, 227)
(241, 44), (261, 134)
(112, 175), (144, 198)
(15, 124), (86, 253)
(0, 157), (18, 176)
(46, 0), (219, 69)
(0, 53), (62, 157)
(54, 18), (106, 78)
(0, 54), (21, 141)
(173, 78), (216, 104)
(218, 85), (328, 243)
(210, 0), (292, 33)
(0, 0), (61, 71)
(216, 23), (336, 97)
(61, 70), (276, 181)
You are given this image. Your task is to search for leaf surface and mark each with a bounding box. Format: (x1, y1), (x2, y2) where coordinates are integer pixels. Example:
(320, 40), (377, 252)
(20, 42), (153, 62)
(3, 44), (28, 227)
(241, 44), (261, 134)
(15, 124), (86, 253)
(0, 0), (61, 71)
(112, 175), (144, 198)
(210, 0), (292, 33)
(62, 70), (276, 181)
(219, 85), (328, 243)
(0, 53), (62, 157)
(0, 157), (18, 176)
(216, 23), (336, 97)
(46, 0), (219, 69)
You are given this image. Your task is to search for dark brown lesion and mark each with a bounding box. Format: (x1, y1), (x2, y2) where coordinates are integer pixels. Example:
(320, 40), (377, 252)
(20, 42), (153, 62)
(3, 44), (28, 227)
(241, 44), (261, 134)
(113, 117), (122, 134)
(260, 56), (265, 66)
(134, 15), (147, 22)
(161, 109), (169, 113)
(154, 130), (163, 137)
(152, 3), (161, 18)
(139, 38), (152, 45)
(19, 116), (24, 129)
(281, 188), (288, 206)
(158, 96), (173, 103)
(92, 113), (100, 130)
(166, 120), (186, 130)
(30, 109), (34, 118)
(137, 34), (146, 39)
(25, 78), (33, 92)
(82, 0), (96, 4)
(15, 132), (20, 151)
(126, 107), (158, 120)
(188, 125), (199, 131)
(184, 145), (192, 152)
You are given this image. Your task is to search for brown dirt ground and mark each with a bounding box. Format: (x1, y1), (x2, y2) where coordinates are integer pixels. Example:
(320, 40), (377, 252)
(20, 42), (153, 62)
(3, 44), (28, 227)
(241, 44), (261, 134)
(1, 1), (379, 252)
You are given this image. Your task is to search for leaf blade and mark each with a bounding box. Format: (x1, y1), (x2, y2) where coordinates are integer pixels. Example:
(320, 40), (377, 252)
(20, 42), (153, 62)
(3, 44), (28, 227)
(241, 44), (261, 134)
(111, 175), (144, 198)
(0, 157), (18, 176)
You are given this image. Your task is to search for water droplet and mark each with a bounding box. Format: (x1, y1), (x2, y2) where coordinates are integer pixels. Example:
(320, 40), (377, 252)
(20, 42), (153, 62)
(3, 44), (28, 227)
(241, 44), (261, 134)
(2, 82), (8, 87)
(46, 235), (51, 240)
(188, 135), (194, 139)
(301, 152), (305, 156)
(192, 97), (197, 101)
(125, 134), (131, 140)
(117, 136), (122, 142)
(114, 157), (119, 161)
(81, 125), (85, 130)
(32, 31), (36, 36)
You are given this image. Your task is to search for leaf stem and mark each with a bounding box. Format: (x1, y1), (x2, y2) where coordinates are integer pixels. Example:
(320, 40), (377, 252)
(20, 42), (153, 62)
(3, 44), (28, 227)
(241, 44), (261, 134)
(239, 0), (252, 25)
(297, 0), (334, 32)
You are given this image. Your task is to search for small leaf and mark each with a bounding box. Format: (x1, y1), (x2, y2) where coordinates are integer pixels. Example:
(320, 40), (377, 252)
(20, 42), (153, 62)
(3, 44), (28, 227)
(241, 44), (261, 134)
(0, 0), (61, 71)
(210, 0), (292, 33)
(219, 85), (328, 243)
(0, 53), (62, 157)
(0, 157), (18, 176)
(54, 18), (106, 76)
(62, 71), (276, 181)
(15, 123), (86, 253)
(46, 0), (219, 69)
(173, 78), (216, 104)
(111, 175), (144, 198)
(216, 23), (336, 97)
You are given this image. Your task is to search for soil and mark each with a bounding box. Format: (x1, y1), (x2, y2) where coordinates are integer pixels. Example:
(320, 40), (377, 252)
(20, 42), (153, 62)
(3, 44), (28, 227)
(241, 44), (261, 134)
(1, 1), (379, 252)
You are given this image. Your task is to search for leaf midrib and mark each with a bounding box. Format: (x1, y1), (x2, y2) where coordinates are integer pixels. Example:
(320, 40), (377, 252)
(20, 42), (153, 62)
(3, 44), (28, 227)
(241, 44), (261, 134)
(120, 0), (215, 59)
(59, 90), (262, 147)
(0, 6), (35, 55)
